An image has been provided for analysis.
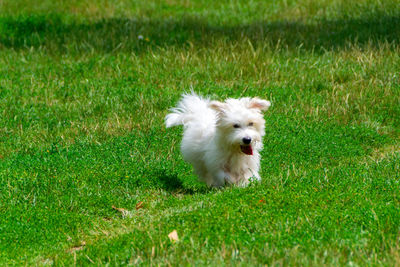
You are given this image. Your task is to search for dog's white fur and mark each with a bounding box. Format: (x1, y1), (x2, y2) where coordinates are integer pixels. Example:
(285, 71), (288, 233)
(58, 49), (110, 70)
(165, 93), (271, 187)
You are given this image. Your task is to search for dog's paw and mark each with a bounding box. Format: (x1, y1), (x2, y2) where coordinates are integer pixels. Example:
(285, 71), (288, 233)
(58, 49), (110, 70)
(249, 176), (261, 182)
(247, 176), (261, 186)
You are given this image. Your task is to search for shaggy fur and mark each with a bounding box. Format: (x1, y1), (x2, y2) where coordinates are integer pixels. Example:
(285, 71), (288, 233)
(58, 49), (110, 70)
(165, 93), (271, 187)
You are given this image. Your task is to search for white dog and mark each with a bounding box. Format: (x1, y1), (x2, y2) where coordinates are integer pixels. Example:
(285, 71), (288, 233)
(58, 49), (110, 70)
(165, 93), (271, 187)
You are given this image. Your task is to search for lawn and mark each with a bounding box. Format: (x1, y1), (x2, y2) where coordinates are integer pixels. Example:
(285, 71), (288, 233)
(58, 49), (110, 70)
(0, 0), (399, 265)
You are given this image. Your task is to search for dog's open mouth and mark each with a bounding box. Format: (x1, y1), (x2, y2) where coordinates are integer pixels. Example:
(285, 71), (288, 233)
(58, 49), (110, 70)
(240, 145), (253, 155)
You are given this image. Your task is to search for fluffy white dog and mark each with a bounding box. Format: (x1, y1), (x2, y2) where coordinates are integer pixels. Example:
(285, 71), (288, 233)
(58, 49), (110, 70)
(165, 93), (271, 187)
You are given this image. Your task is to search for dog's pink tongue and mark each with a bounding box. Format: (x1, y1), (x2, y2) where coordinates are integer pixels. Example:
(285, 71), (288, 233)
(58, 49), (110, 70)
(241, 145), (253, 155)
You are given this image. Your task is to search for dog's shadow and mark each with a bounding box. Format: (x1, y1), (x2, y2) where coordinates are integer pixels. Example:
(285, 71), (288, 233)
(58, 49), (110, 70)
(155, 170), (209, 195)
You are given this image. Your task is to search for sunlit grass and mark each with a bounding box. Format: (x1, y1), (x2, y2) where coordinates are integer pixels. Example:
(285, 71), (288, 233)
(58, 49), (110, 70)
(0, 0), (399, 265)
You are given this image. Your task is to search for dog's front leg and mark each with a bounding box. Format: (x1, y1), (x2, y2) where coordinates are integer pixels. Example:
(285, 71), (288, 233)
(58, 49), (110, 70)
(212, 170), (232, 187)
(252, 171), (261, 181)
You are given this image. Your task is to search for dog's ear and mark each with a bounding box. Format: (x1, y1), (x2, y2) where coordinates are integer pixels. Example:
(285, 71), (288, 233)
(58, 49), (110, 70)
(209, 101), (226, 113)
(248, 98), (271, 111)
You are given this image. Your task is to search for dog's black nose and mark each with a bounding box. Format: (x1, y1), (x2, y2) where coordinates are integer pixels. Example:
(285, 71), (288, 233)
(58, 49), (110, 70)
(242, 137), (251, 144)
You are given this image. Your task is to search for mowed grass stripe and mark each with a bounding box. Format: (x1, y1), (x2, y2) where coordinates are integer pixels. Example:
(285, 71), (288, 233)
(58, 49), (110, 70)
(0, 46), (399, 156)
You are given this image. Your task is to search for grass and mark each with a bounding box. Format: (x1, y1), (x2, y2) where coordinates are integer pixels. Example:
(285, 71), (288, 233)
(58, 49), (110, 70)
(0, 0), (399, 265)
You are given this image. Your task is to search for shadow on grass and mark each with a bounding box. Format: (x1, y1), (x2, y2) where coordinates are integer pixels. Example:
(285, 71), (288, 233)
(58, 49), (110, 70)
(155, 169), (210, 194)
(0, 13), (399, 53)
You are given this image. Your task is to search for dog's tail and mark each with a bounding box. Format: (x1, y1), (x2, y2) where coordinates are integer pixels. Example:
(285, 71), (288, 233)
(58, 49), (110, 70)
(165, 93), (211, 128)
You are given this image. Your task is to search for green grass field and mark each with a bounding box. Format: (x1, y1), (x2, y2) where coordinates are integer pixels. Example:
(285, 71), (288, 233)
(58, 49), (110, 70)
(1, 0), (400, 265)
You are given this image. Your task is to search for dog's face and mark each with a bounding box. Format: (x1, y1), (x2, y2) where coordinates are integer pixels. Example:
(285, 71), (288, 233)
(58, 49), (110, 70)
(210, 97), (271, 155)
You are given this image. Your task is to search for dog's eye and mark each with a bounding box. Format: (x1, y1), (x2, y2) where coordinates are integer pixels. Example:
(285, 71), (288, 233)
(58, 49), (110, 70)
(233, 124), (240, 128)
(248, 122), (254, 127)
